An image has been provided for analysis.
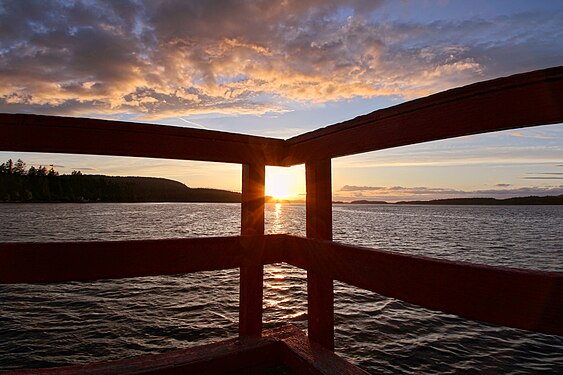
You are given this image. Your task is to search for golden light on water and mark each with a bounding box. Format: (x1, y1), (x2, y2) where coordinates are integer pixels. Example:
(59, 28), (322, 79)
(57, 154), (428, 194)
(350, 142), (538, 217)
(269, 203), (284, 233)
(265, 165), (305, 200)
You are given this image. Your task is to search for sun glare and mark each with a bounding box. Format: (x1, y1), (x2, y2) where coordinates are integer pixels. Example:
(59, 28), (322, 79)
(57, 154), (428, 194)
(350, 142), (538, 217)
(265, 165), (305, 201)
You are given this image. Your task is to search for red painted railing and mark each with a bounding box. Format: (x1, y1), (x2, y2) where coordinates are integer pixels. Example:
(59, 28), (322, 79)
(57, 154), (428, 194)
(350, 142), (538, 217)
(1, 67), (562, 364)
(2, 234), (560, 337)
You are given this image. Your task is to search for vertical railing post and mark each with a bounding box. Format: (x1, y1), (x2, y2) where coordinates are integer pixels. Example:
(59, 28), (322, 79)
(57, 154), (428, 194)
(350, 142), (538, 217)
(239, 163), (265, 337)
(306, 159), (335, 351)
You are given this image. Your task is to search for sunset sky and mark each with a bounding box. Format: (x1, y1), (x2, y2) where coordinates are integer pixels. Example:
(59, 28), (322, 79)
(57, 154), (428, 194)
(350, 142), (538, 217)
(1, 0), (562, 201)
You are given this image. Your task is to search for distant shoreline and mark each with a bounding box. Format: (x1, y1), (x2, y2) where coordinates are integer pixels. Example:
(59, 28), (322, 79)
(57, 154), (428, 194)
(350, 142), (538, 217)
(0, 174), (241, 203)
(334, 196), (563, 205)
(2, 171), (561, 205)
(3, 196), (562, 205)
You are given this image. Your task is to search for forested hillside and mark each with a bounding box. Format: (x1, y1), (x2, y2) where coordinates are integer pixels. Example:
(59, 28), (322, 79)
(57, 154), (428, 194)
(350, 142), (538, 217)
(0, 159), (240, 203)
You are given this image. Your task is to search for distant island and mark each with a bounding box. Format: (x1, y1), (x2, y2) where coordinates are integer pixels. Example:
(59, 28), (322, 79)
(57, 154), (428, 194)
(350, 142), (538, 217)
(0, 159), (240, 203)
(339, 196), (563, 205)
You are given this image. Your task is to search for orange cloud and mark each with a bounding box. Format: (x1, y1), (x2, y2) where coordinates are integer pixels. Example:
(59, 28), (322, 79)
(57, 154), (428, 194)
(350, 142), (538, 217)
(0, 1), (560, 118)
(510, 132), (561, 140)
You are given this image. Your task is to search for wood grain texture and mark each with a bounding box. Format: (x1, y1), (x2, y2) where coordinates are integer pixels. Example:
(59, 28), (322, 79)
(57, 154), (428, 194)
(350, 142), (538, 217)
(284, 66), (563, 164)
(306, 160), (335, 350)
(0, 325), (293, 375)
(305, 160), (332, 240)
(241, 164), (265, 236)
(1, 325), (368, 375)
(280, 331), (370, 375)
(0, 113), (285, 165)
(240, 163), (266, 337)
(1, 234), (561, 335)
(283, 235), (563, 336)
(0, 235), (285, 284)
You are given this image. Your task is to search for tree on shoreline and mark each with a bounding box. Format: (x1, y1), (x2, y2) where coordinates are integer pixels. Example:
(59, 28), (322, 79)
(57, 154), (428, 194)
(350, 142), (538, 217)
(1, 159), (65, 201)
(0, 159), (59, 177)
(0, 159), (14, 174)
(0, 158), (241, 203)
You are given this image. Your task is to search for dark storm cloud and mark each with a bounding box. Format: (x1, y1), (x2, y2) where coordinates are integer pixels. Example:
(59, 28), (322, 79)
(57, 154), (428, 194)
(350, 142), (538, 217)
(0, 0), (561, 117)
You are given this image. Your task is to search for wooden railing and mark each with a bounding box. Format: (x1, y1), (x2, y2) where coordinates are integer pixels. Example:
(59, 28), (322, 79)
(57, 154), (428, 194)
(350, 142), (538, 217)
(1, 67), (562, 360)
(2, 234), (560, 337)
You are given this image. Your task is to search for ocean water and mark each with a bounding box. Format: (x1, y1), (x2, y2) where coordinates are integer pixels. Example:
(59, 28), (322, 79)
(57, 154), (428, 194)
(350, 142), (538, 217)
(0, 203), (562, 373)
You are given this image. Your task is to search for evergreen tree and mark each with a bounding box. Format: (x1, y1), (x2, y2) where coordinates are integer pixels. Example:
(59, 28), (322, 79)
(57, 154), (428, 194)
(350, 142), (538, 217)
(27, 166), (37, 176)
(0, 159), (14, 174)
(13, 159), (26, 175)
(47, 167), (59, 177)
(37, 166), (48, 176)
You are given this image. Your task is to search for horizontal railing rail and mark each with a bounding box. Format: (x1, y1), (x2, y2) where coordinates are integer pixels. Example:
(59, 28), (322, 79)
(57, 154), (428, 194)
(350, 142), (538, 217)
(282, 236), (563, 337)
(2, 234), (561, 336)
(0, 113), (285, 166)
(0, 235), (285, 284)
(284, 66), (563, 164)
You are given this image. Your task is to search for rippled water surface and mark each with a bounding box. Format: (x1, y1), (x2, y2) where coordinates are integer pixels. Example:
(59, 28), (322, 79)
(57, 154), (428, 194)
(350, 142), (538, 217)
(1, 203), (562, 373)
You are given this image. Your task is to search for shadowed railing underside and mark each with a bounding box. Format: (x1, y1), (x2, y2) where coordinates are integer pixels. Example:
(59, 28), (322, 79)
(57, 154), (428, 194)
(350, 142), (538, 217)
(1, 67), (562, 373)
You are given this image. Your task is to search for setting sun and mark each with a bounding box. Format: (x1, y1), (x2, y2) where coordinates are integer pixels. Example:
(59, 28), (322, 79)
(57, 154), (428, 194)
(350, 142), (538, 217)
(265, 165), (305, 201)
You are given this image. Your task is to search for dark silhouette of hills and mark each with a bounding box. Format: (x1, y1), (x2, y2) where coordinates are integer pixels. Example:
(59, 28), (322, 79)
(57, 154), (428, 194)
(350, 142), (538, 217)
(335, 195), (563, 205)
(394, 196), (563, 205)
(0, 173), (240, 203)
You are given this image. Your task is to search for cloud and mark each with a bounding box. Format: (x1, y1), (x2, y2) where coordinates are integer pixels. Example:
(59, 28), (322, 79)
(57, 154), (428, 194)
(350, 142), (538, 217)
(70, 166), (98, 171)
(335, 184), (563, 201)
(341, 185), (386, 191)
(524, 172), (563, 180)
(333, 138), (563, 169)
(523, 177), (563, 180)
(340, 184), (465, 195)
(0, 1), (561, 118)
(510, 132), (562, 140)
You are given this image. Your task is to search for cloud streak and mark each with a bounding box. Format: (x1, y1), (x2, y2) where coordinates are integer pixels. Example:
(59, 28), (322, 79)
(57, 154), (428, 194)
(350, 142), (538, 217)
(178, 117), (211, 130)
(510, 132), (562, 140)
(523, 177), (563, 180)
(0, 1), (561, 119)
